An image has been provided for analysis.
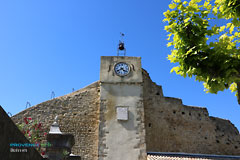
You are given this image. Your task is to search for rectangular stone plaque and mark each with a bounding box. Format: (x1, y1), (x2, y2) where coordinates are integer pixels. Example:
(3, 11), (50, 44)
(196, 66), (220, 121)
(116, 106), (128, 121)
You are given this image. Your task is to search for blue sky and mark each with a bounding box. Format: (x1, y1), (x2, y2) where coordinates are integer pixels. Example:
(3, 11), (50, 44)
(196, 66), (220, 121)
(0, 0), (239, 131)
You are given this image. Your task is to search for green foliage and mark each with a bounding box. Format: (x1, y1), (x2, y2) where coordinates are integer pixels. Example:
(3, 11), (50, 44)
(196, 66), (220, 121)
(17, 117), (47, 155)
(62, 149), (70, 157)
(164, 0), (240, 103)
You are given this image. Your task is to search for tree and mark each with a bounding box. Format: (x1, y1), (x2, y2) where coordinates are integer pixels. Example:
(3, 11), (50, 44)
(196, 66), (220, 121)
(164, 0), (240, 104)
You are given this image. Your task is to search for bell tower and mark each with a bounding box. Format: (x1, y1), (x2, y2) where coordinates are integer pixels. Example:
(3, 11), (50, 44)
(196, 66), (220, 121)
(98, 56), (147, 160)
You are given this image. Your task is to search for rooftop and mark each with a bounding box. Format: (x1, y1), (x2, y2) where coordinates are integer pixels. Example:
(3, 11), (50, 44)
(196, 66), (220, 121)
(147, 152), (240, 160)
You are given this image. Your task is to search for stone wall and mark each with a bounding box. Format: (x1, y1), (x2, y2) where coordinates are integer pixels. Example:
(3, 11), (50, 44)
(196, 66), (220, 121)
(12, 82), (100, 160)
(142, 69), (240, 155)
(98, 56), (146, 160)
(11, 68), (240, 159)
(98, 83), (146, 160)
(0, 105), (43, 160)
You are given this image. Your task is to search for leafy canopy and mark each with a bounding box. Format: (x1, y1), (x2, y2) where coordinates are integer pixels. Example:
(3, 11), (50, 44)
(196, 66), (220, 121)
(164, 0), (240, 103)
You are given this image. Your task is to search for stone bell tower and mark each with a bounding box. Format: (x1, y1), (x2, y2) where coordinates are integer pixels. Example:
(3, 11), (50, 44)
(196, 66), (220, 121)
(98, 56), (147, 160)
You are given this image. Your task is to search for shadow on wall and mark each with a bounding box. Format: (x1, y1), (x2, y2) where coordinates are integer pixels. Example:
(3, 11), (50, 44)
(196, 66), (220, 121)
(0, 105), (43, 160)
(119, 111), (135, 131)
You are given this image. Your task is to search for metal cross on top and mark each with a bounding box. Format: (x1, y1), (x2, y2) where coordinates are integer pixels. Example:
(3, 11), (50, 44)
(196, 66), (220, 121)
(117, 32), (126, 56)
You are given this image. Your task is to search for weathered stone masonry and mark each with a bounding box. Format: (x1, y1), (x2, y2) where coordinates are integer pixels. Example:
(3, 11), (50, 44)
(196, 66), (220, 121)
(12, 67), (240, 159)
(98, 56), (146, 160)
(142, 69), (240, 155)
(12, 82), (100, 160)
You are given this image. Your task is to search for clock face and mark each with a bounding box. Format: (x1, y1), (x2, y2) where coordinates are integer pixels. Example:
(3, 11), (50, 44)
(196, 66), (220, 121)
(114, 62), (130, 76)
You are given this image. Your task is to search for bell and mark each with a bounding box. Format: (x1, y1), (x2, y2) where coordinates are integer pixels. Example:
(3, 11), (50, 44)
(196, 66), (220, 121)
(118, 42), (125, 50)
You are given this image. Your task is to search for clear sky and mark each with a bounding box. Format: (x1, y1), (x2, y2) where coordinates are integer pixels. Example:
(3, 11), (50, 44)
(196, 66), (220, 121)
(0, 0), (239, 131)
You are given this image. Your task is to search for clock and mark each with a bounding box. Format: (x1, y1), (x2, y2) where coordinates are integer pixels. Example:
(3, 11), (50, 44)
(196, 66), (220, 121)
(114, 62), (130, 76)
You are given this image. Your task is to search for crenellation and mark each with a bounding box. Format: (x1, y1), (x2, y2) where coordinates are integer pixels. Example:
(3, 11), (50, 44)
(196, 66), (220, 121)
(143, 70), (240, 155)
(164, 97), (183, 105)
(10, 62), (240, 159)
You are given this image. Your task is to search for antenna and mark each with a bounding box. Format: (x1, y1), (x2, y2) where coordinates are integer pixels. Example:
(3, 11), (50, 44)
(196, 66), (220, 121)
(117, 32), (126, 56)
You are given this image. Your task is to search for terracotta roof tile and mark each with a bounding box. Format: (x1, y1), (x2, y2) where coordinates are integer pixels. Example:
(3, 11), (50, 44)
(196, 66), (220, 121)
(147, 152), (240, 160)
(147, 155), (212, 160)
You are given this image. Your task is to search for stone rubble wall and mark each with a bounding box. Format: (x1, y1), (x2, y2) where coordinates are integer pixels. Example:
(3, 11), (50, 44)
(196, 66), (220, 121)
(142, 69), (240, 155)
(12, 81), (100, 160)
(11, 69), (240, 160)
